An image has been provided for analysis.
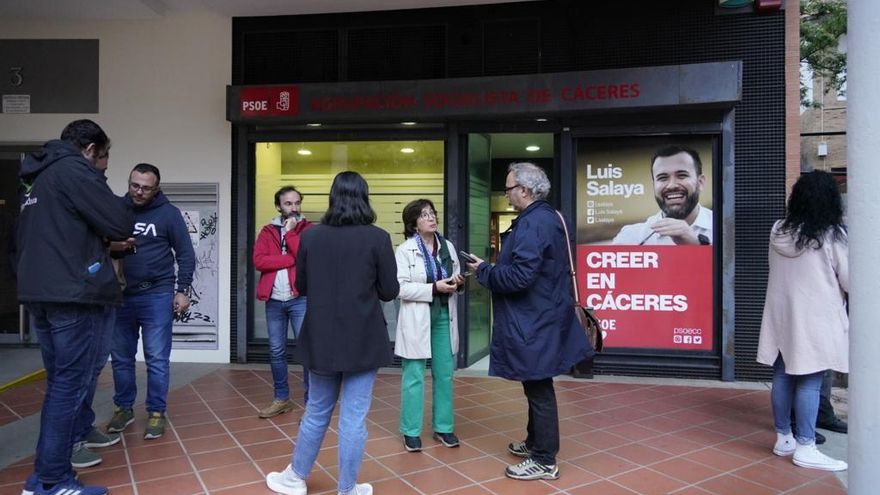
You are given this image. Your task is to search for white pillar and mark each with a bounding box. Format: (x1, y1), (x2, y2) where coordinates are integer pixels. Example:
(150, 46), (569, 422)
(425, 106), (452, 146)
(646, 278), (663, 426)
(847, 1), (880, 493)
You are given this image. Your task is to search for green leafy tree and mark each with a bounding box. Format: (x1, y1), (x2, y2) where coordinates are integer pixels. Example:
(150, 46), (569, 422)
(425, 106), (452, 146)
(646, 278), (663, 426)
(800, 0), (846, 106)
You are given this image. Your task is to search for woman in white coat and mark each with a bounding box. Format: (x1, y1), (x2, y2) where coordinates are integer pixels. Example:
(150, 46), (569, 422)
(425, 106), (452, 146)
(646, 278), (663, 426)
(757, 170), (848, 472)
(395, 199), (465, 453)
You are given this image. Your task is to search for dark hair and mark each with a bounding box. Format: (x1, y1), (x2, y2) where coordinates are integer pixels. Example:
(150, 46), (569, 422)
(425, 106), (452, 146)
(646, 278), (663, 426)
(780, 170), (845, 249)
(321, 171), (376, 226)
(274, 186), (303, 207)
(651, 145), (702, 176)
(131, 163), (161, 184)
(402, 199), (436, 238)
(60, 119), (110, 153)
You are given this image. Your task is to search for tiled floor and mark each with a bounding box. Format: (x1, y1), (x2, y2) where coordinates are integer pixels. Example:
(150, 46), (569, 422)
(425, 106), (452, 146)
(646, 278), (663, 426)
(0, 368), (846, 494)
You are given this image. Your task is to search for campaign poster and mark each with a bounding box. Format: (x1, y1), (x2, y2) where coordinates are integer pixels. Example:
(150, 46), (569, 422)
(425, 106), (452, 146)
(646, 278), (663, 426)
(575, 136), (714, 350)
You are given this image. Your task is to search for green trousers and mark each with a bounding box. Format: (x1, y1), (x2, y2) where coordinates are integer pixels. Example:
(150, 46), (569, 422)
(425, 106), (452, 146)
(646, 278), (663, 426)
(400, 304), (454, 436)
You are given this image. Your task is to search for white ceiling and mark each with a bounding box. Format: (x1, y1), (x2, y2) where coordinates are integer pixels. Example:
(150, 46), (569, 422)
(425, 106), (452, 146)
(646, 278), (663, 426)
(0, 0), (534, 20)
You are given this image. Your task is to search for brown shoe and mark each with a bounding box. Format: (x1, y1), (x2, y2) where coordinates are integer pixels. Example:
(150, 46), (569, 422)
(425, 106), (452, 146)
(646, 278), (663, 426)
(259, 399), (295, 418)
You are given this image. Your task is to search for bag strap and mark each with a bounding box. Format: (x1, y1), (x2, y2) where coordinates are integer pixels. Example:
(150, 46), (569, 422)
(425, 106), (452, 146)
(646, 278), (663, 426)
(554, 210), (580, 303)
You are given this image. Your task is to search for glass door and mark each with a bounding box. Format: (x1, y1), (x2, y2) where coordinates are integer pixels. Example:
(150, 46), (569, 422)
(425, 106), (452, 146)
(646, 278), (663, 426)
(462, 133), (556, 367)
(464, 135), (492, 366)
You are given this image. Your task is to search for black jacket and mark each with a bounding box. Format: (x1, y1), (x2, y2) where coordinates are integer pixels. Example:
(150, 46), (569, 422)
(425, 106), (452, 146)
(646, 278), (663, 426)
(294, 224), (399, 372)
(16, 140), (133, 305)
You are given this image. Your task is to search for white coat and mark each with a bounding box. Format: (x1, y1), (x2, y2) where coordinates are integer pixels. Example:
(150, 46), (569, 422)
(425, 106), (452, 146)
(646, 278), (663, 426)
(394, 236), (461, 359)
(757, 220), (848, 375)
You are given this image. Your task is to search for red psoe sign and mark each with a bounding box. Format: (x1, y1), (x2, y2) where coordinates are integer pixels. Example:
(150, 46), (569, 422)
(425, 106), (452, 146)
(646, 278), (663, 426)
(576, 245), (714, 350)
(239, 86), (300, 117)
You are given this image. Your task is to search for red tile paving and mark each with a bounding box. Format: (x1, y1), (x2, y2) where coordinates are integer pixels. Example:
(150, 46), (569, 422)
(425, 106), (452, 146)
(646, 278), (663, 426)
(0, 368), (847, 494)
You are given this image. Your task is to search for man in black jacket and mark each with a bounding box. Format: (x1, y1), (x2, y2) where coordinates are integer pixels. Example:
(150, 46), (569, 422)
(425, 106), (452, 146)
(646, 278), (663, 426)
(16, 119), (133, 495)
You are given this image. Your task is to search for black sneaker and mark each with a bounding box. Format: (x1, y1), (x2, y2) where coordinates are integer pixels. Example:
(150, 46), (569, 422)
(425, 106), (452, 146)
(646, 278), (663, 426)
(507, 441), (530, 458)
(403, 435), (422, 452)
(817, 417), (848, 434)
(433, 432), (460, 448)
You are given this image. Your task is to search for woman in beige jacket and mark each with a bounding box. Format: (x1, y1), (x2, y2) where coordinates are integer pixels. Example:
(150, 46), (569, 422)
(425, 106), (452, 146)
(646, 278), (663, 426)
(757, 170), (848, 472)
(394, 199), (465, 453)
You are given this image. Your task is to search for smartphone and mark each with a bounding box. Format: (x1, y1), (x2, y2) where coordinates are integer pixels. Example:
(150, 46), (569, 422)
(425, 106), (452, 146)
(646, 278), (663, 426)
(459, 250), (478, 264)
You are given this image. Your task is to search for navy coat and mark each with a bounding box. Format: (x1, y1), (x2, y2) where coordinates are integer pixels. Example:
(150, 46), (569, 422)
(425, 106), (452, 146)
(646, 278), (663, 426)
(476, 200), (593, 381)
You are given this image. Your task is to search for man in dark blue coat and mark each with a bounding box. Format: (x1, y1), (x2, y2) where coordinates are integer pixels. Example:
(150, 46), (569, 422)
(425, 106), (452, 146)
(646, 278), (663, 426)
(17, 119), (133, 495)
(465, 162), (592, 482)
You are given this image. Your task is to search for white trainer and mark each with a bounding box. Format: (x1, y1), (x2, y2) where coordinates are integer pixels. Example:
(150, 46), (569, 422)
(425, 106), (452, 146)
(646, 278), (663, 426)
(339, 483), (372, 495)
(792, 442), (848, 471)
(266, 465), (307, 495)
(773, 431), (796, 456)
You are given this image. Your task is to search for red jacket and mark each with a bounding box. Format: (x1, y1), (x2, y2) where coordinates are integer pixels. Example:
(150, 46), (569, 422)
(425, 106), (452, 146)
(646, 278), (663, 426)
(253, 218), (312, 301)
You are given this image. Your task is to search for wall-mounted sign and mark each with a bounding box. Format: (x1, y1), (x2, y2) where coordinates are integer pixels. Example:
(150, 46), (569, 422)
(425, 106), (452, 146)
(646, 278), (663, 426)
(228, 61), (741, 123)
(0, 39), (98, 114)
(575, 135), (715, 351)
(2, 94), (30, 114)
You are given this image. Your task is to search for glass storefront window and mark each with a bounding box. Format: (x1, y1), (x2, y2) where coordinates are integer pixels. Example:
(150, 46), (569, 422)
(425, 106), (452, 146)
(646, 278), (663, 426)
(252, 140), (445, 343)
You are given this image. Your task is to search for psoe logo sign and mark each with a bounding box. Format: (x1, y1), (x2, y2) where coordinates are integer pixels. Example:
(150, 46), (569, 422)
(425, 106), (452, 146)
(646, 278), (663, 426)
(240, 86), (299, 117)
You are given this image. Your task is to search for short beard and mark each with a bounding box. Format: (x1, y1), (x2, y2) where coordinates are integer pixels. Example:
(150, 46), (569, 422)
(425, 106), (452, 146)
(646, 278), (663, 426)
(657, 190), (700, 220)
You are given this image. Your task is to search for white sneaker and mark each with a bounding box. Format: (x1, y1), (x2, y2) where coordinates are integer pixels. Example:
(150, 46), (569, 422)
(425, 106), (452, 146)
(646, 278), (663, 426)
(266, 465), (307, 495)
(773, 431), (796, 456)
(792, 442), (848, 471)
(339, 483), (372, 495)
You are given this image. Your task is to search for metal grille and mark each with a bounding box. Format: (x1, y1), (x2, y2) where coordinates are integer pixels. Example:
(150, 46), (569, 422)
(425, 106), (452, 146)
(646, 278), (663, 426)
(242, 30), (338, 84)
(482, 18), (540, 75)
(347, 25), (446, 81)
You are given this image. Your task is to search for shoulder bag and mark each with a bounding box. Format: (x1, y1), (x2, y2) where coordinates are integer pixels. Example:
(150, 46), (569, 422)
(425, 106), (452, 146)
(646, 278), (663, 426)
(554, 210), (603, 352)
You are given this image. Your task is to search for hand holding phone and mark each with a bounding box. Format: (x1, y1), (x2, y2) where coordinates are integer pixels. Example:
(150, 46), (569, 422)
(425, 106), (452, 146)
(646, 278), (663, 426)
(459, 251), (478, 264)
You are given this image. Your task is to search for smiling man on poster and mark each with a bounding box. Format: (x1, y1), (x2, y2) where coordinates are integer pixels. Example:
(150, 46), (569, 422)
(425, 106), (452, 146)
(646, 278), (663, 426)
(612, 145), (713, 246)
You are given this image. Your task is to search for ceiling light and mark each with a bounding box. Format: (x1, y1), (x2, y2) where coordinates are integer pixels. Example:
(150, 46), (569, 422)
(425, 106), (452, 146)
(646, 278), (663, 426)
(306, 123), (322, 127)
(400, 147), (415, 154)
(297, 149), (312, 156)
(525, 145), (541, 152)
(401, 122), (417, 126)
(535, 118), (548, 122)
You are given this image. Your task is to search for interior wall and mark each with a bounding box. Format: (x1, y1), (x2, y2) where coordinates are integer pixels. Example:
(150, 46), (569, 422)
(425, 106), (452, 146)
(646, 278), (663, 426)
(0, 12), (233, 363)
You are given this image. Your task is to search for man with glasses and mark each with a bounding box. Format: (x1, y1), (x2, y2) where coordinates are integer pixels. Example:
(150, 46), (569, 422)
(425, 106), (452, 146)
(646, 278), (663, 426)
(17, 119), (132, 495)
(464, 162), (592, 482)
(107, 163), (195, 440)
(612, 145), (713, 246)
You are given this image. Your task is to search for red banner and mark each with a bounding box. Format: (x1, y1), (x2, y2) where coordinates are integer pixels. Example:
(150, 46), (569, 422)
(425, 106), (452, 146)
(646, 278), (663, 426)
(576, 245), (713, 350)
(239, 86), (299, 117)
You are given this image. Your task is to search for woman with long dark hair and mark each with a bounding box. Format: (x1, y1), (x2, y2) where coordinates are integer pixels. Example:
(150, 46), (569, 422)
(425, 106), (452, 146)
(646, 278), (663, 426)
(394, 199), (465, 452)
(757, 170), (848, 471)
(265, 171), (399, 495)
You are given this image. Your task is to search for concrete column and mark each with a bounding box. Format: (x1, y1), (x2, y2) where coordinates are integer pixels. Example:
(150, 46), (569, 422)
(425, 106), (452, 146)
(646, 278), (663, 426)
(847, 1), (880, 493)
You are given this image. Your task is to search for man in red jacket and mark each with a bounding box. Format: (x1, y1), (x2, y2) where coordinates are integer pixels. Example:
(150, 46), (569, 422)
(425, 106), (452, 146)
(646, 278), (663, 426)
(254, 186), (313, 418)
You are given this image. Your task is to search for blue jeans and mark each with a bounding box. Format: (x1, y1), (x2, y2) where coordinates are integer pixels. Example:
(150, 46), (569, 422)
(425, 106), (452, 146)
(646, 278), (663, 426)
(266, 297), (309, 402)
(291, 369), (376, 493)
(28, 302), (103, 485)
(74, 306), (116, 443)
(111, 292), (173, 413)
(772, 355), (824, 444)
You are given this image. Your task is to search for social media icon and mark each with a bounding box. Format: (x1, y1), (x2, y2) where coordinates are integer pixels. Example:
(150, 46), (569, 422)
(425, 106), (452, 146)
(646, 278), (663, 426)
(683, 336), (692, 344)
(587, 200), (595, 207)
(694, 336), (702, 344)
(673, 335), (683, 343)
(587, 217), (595, 224)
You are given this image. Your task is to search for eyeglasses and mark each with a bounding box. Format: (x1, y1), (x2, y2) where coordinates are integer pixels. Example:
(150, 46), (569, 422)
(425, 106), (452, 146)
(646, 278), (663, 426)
(419, 210), (437, 219)
(129, 183), (157, 194)
(504, 184), (521, 193)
